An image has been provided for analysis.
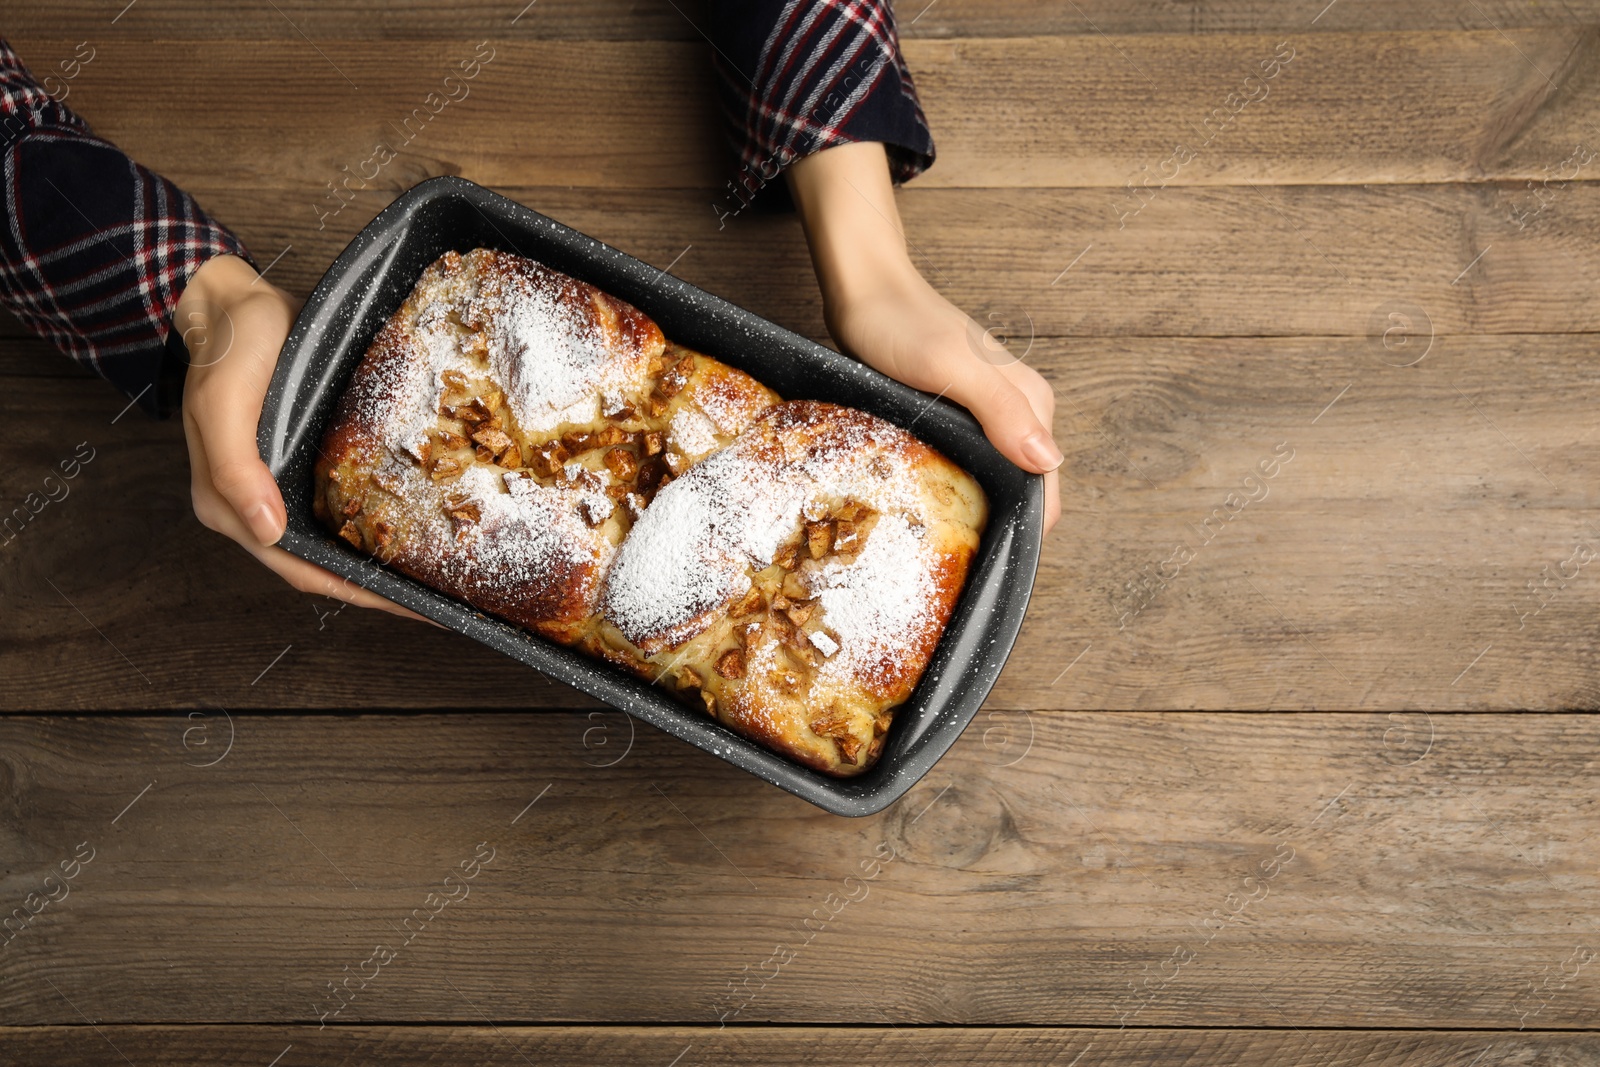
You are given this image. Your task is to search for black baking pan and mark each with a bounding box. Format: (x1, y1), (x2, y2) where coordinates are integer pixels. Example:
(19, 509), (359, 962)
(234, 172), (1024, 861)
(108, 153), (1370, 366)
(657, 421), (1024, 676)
(258, 176), (1042, 817)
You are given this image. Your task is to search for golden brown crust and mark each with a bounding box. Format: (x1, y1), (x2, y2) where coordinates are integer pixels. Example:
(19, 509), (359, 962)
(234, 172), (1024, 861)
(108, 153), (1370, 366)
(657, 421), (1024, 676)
(314, 249), (987, 776)
(594, 400), (985, 775)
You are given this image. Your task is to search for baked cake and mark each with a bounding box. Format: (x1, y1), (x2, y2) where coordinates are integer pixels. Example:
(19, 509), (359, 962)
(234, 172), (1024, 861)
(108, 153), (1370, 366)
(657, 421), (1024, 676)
(313, 248), (987, 775)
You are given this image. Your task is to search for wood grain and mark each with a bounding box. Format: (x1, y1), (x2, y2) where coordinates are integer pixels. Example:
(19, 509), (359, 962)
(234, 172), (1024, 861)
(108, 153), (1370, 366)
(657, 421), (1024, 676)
(4, 8), (1599, 1052)
(6, 179), (1594, 349)
(0, 1025), (1593, 1065)
(7, 332), (1600, 711)
(10, 33), (1600, 192)
(0, 713), (1596, 1026)
(11, 0), (1600, 38)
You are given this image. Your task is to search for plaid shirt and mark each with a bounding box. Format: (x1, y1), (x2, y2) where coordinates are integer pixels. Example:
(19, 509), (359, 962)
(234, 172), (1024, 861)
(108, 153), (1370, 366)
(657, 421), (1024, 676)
(1, 3), (931, 418)
(0, 39), (250, 419)
(709, 0), (935, 209)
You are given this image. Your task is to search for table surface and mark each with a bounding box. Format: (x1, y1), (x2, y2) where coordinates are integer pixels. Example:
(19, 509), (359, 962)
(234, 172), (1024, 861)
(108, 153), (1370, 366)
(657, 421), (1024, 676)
(3, 2), (1599, 1063)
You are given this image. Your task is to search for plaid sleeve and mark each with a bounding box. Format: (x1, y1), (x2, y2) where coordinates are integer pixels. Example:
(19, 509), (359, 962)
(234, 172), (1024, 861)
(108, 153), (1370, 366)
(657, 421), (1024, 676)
(0, 39), (253, 419)
(708, 0), (935, 207)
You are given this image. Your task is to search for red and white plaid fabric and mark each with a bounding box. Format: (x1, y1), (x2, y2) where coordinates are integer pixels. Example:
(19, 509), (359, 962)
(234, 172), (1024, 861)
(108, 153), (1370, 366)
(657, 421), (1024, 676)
(710, 0), (935, 194)
(0, 38), (251, 419)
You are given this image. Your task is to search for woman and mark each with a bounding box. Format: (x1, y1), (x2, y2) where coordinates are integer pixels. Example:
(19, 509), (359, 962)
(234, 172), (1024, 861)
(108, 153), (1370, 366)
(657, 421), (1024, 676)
(0, 1), (1059, 622)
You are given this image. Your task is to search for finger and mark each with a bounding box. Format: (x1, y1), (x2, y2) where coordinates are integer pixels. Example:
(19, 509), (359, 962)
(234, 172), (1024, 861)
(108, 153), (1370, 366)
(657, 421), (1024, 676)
(994, 362), (1061, 534)
(189, 307), (291, 547)
(944, 364), (1064, 475)
(247, 542), (446, 628)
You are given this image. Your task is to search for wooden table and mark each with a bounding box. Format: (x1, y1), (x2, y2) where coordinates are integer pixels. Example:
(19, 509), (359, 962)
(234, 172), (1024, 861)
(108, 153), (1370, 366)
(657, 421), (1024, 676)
(3, 2), (1598, 1062)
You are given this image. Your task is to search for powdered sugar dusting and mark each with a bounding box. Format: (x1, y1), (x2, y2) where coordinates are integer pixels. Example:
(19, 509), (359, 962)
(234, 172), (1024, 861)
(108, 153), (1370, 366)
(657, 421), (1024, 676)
(695, 379), (761, 435)
(603, 403), (938, 664)
(808, 513), (936, 686)
(479, 268), (645, 435)
(603, 441), (803, 648)
(353, 304), (476, 460)
(669, 404), (721, 457)
(441, 464), (612, 601)
(808, 630), (839, 657)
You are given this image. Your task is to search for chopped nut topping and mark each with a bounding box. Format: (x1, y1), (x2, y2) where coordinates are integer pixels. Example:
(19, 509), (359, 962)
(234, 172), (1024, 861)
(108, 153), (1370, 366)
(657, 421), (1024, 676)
(634, 456), (667, 495)
(832, 519), (860, 554)
(777, 618), (808, 649)
(402, 436), (432, 466)
(663, 451), (686, 475)
(471, 427), (518, 466)
(835, 500), (868, 522)
(774, 543), (798, 570)
(771, 593), (791, 612)
(438, 429), (468, 451)
(812, 713), (864, 764)
(715, 648), (746, 679)
(561, 430), (596, 454)
(526, 441), (570, 478)
(577, 498), (610, 527)
(441, 369), (469, 390)
(605, 482), (630, 501)
(337, 520), (363, 549)
(372, 521), (396, 557)
(674, 666), (703, 691)
(781, 571), (809, 601)
(730, 586), (764, 618)
(657, 355), (694, 398)
(446, 501), (482, 526)
(785, 603), (813, 627)
(775, 668), (803, 694)
(604, 447), (638, 480)
(646, 394), (668, 419)
(429, 456), (462, 481)
(370, 466), (402, 494)
(701, 689), (717, 716)
(643, 431), (665, 456)
(595, 425), (628, 448)
(447, 402), (487, 425)
(805, 520), (833, 559)
(477, 389), (504, 415)
(340, 497), (362, 519)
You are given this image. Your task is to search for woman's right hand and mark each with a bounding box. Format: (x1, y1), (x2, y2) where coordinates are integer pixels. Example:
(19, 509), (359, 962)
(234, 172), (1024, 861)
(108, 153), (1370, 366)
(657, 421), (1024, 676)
(174, 254), (437, 625)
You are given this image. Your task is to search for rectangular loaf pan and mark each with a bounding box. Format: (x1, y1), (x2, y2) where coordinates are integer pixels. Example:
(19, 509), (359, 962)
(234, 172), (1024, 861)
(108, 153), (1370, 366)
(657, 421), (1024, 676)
(258, 176), (1042, 816)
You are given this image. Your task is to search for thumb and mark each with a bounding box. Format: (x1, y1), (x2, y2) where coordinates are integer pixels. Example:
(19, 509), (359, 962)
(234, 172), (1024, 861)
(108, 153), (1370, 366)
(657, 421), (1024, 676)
(947, 366), (1063, 474)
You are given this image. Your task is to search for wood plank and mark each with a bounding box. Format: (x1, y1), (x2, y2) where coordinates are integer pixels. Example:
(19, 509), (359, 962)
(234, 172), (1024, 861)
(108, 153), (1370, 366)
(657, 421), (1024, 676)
(0, 1025), (1591, 1065)
(109, 181), (1600, 341)
(0, 336), (97, 377)
(9, 33), (1600, 192)
(6, 332), (1600, 711)
(0, 713), (1596, 1026)
(15, 176), (1598, 343)
(0, 374), (600, 710)
(11, 0), (1600, 39)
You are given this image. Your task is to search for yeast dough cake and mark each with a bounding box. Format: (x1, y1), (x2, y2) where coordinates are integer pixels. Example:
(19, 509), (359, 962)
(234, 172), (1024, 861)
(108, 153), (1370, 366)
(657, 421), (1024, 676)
(314, 248), (987, 775)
